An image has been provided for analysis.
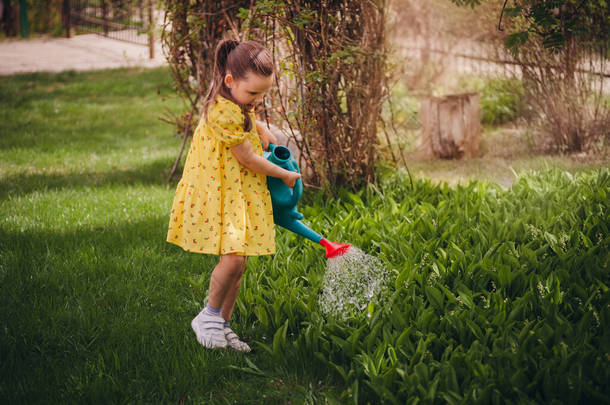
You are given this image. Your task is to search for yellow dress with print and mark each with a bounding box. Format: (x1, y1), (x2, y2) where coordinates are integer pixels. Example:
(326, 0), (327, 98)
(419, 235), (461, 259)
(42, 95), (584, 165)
(166, 95), (275, 256)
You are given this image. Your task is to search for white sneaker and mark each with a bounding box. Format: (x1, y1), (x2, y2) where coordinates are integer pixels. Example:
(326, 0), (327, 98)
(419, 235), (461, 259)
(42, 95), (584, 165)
(191, 309), (228, 349)
(224, 327), (251, 352)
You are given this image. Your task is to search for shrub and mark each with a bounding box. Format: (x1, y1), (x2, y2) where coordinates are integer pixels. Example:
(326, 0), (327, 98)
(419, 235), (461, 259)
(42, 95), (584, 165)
(458, 75), (526, 126)
(162, 0), (388, 190)
(515, 40), (610, 153)
(240, 168), (610, 404)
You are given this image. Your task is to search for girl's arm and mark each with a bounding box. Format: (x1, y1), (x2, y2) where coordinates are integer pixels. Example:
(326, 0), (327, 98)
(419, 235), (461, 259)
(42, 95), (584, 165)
(231, 140), (301, 188)
(255, 120), (277, 150)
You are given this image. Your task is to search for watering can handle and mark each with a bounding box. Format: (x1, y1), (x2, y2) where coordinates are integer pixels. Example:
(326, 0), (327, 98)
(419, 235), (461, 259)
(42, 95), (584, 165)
(268, 142), (302, 195)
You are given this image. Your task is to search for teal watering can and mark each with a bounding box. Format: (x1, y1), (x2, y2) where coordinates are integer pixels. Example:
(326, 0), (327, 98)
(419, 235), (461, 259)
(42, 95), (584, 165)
(264, 143), (351, 258)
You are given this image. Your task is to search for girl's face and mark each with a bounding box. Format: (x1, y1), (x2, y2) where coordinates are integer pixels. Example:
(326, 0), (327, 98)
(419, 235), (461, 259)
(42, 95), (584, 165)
(224, 71), (273, 110)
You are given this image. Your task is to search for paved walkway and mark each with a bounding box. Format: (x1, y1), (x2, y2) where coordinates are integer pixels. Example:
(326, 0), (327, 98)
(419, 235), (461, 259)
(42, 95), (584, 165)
(0, 33), (167, 76)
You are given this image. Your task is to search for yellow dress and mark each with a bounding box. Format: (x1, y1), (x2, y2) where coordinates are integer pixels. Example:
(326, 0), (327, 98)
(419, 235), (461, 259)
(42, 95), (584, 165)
(166, 96), (276, 256)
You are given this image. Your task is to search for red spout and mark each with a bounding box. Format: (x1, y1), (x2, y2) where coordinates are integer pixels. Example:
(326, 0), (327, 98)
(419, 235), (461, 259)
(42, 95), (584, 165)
(320, 238), (352, 258)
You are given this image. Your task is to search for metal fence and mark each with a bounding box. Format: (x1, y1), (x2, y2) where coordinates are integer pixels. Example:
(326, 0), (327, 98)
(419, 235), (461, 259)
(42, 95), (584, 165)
(395, 35), (610, 90)
(63, 0), (155, 58)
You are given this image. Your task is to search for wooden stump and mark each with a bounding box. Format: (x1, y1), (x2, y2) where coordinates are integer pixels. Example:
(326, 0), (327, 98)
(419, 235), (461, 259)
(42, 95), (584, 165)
(418, 93), (481, 159)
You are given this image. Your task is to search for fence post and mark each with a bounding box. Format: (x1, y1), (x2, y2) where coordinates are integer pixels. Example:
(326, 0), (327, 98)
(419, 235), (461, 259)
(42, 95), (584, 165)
(102, 0), (108, 36)
(19, 0), (29, 38)
(148, 0), (154, 59)
(62, 0), (72, 38)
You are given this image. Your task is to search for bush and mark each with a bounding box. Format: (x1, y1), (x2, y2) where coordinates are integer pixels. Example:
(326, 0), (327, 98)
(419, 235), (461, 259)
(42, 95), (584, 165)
(29, 0), (65, 36)
(1, 0), (65, 37)
(379, 81), (421, 154)
(241, 168), (610, 404)
(459, 76), (526, 126)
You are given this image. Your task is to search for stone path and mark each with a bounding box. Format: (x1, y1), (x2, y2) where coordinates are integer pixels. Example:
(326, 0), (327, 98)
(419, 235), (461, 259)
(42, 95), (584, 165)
(0, 32), (166, 76)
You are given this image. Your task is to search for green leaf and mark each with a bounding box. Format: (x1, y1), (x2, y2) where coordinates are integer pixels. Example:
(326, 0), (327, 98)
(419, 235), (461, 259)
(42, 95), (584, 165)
(272, 320), (288, 356)
(425, 285), (445, 310)
(253, 341), (273, 356)
(395, 327), (412, 349)
(346, 191), (363, 206)
(395, 266), (413, 290)
(437, 283), (458, 304)
(227, 357), (266, 376)
(504, 6), (522, 17)
(237, 7), (250, 19)
(329, 360), (349, 382)
(330, 335), (352, 357)
(365, 321), (383, 352)
(255, 306), (269, 328)
(505, 31), (529, 55)
(426, 375), (440, 400)
(364, 380), (400, 405)
(456, 284), (475, 309)
(414, 362), (429, 383)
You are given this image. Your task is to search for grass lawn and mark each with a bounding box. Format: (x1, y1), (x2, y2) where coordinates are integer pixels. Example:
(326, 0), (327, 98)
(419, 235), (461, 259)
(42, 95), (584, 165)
(1, 67), (608, 404)
(0, 68), (333, 404)
(394, 126), (610, 188)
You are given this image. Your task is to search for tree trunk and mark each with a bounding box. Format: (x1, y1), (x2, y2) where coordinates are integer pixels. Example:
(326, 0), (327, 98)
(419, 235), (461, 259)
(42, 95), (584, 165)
(418, 93), (481, 159)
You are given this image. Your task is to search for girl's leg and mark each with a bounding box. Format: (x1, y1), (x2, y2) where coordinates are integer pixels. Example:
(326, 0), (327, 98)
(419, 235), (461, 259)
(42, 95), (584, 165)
(220, 257), (246, 322)
(192, 254), (245, 349)
(219, 257), (251, 352)
(207, 254), (246, 310)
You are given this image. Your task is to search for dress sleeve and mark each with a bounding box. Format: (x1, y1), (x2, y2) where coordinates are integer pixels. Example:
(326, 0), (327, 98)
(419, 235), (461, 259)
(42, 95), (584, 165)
(207, 101), (248, 147)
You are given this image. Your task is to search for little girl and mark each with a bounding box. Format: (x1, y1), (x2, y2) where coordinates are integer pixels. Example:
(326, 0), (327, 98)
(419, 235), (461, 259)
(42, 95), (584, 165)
(166, 39), (301, 352)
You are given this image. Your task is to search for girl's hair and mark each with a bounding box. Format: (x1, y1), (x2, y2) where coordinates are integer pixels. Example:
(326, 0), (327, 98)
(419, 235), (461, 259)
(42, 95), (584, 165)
(203, 39), (273, 132)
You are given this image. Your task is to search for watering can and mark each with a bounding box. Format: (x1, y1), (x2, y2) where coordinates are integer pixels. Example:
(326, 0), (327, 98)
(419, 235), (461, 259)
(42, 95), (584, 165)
(264, 143), (351, 258)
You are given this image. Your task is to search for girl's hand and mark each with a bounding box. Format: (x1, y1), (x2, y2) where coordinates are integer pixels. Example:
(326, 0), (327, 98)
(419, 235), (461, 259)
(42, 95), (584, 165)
(282, 171), (301, 188)
(256, 121), (278, 150)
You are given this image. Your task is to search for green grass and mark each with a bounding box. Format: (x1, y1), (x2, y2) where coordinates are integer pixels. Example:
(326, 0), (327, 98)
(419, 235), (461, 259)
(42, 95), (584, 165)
(1, 67), (609, 404)
(0, 69), (177, 196)
(0, 68), (335, 404)
(399, 134), (610, 188)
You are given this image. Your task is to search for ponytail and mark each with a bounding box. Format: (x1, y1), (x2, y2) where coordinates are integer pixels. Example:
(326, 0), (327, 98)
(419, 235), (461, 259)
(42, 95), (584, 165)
(214, 39), (240, 82)
(202, 39), (274, 133)
(202, 39), (240, 124)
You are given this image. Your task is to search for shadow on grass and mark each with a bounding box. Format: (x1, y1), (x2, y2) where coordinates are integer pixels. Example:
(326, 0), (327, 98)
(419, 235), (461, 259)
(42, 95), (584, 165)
(0, 158), (178, 198)
(0, 216), (300, 404)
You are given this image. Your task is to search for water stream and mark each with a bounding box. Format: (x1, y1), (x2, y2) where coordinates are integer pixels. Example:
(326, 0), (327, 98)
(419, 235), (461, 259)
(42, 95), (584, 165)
(318, 246), (391, 320)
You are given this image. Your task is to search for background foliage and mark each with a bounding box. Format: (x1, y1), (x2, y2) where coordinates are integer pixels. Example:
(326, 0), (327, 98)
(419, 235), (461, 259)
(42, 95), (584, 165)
(243, 0), (387, 188)
(161, 0), (387, 190)
(448, 0), (609, 152)
(1, 0), (65, 37)
(449, 0), (609, 54)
